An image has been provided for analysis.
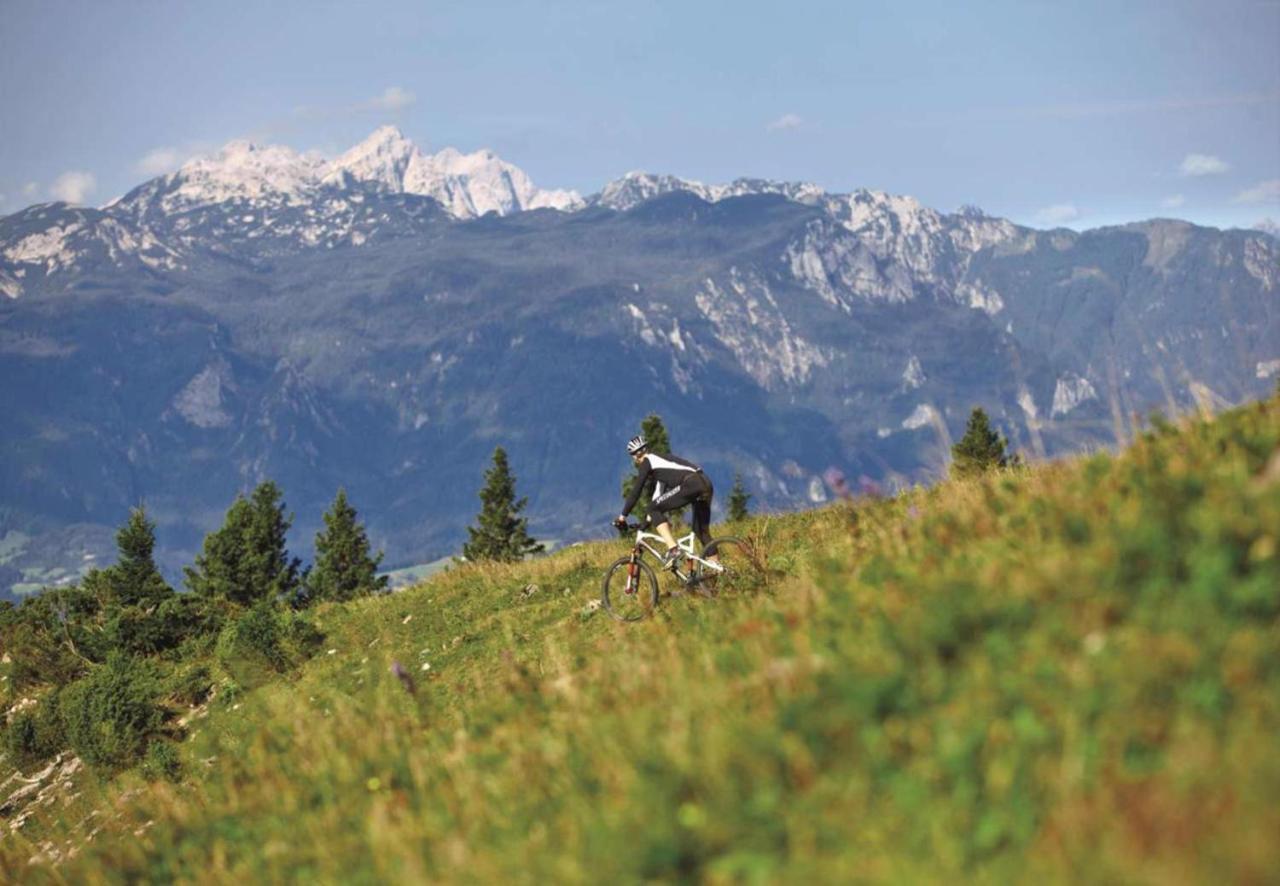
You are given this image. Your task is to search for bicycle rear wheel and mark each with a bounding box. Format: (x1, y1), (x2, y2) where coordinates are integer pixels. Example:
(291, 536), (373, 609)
(602, 556), (659, 621)
(694, 537), (765, 597)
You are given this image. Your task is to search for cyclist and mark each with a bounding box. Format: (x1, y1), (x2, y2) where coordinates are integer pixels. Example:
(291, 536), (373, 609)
(613, 434), (716, 569)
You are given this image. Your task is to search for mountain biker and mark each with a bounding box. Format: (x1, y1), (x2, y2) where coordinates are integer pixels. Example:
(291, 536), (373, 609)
(613, 434), (716, 569)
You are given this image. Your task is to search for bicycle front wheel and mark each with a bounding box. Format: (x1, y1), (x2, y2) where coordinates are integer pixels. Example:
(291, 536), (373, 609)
(602, 556), (659, 621)
(694, 536), (766, 598)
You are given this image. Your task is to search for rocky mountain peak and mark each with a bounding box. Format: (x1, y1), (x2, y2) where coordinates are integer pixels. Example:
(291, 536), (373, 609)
(323, 125), (420, 190)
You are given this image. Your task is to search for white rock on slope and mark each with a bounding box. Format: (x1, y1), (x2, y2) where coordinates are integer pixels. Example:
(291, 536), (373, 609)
(326, 126), (583, 218)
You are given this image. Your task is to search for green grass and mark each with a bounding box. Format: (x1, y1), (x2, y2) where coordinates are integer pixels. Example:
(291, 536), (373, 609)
(3, 397), (1278, 883)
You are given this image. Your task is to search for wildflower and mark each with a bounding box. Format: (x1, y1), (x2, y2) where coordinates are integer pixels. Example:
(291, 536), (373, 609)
(823, 467), (851, 499)
(857, 475), (884, 498)
(390, 660), (416, 695)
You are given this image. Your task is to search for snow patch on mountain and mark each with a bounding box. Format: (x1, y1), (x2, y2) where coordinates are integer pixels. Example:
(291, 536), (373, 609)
(1051, 374), (1097, 417)
(946, 212), (1020, 253)
(326, 126), (582, 218)
(695, 275), (828, 389)
(624, 303), (659, 346)
(165, 141), (326, 210)
(902, 403), (940, 430)
(807, 476), (827, 503)
(0, 270), (21, 299)
(784, 229), (842, 308)
(784, 220), (914, 305)
(4, 222), (84, 272)
(955, 279), (1005, 315)
(323, 125), (418, 191)
(172, 364), (233, 429)
(1017, 387), (1039, 422)
(596, 171), (823, 212)
(1243, 237), (1277, 289)
(1256, 359), (1280, 379)
(902, 355), (926, 390)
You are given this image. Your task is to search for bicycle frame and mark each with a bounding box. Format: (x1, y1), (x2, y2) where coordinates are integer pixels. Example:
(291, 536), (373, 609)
(630, 528), (724, 582)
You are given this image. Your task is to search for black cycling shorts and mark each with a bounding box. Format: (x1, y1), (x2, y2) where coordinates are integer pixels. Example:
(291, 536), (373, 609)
(647, 472), (714, 545)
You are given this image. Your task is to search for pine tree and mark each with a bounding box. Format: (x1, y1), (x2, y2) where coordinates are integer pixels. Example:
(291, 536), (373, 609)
(951, 407), (1011, 478)
(307, 488), (388, 603)
(185, 481), (301, 605)
(727, 472), (752, 522)
(107, 507), (173, 607)
(621, 413), (673, 518)
(462, 447), (544, 562)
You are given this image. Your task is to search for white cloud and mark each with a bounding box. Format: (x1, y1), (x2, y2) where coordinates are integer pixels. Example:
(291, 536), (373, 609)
(767, 113), (803, 131)
(1161, 194), (1186, 209)
(136, 147), (183, 176)
(1233, 178), (1280, 204)
(292, 86), (417, 123)
(1253, 218), (1279, 237)
(49, 171), (96, 204)
(1034, 203), (1080, 225)
(22, 181), (39, 198)
(367, 86), (415, 112)
(1178, 153), (1229, 176)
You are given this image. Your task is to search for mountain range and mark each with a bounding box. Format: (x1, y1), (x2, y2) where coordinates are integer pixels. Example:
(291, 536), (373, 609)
(2, 126), (1277, 598)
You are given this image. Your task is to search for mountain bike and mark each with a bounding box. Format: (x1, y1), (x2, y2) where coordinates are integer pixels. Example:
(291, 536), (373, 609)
(601, 521), (757, 622)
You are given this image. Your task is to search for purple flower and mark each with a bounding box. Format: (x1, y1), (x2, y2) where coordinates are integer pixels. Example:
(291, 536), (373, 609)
(390, 660), (417, 695)
(824, 467), (850, 499)
(857, 475), (884, 498)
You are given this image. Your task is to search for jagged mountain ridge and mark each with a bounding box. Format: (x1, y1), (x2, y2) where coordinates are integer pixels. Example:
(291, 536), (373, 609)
(1, 129), (1277, 599)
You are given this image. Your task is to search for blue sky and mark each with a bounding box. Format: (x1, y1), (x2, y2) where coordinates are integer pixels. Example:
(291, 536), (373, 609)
(1, 0), (1277, 230)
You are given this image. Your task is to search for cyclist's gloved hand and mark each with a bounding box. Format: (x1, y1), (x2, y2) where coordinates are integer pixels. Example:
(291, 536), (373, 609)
(613, 515), (628, 530)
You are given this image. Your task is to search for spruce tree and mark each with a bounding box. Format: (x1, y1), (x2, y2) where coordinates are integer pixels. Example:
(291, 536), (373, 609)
(185, 481), (301, 605)
(620, 413), (673, 518)
(462, 447), (544, 562)
(108, 507), (173, 607)
(307, 488), (388, 603)
(727, 472), (752, 522)
(951, 407), (1011, 478)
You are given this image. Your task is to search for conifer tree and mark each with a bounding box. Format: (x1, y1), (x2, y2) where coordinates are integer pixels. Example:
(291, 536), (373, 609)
(726, 472), (752, 522)
(951, 407), (1011, 478)
(462, 447), (544, 562)
(185, 481), (301, 605)
(307, 488), (388, 603)
(620, 413), (673, 518)
(107, 507), (173, 607)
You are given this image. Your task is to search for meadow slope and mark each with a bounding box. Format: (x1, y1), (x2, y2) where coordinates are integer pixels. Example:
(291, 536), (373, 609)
(2, 396), (1278, 883)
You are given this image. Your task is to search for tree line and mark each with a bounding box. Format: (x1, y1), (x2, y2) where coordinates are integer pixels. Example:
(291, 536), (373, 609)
(0, 484), (386, 777)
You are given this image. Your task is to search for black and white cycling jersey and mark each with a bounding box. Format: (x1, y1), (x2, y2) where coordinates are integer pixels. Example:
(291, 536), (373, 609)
(620, 452), (702, 518)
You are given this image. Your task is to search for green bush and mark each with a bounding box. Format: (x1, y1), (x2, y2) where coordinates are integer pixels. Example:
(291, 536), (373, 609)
(141, 740), (183, 783)
(215, 600), (323, 688)
(59, 653), (165, 771)
(164, 662), (214, 707)
(1, 692), (65, 770)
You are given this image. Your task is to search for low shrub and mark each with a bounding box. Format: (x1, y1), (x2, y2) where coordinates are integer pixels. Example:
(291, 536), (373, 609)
(141, 740), (183, 783)
(59, 653), (165, 771)
(2, 692), (65, 770)
(215, 600), (323, 688)
(165, 662), (214, 707)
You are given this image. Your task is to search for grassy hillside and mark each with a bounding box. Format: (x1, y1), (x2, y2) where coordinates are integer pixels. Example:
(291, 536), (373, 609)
(3, 396), (1278, 883)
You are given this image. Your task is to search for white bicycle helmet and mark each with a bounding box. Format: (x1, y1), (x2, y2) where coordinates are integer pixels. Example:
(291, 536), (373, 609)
(626, 434), (648, 455)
